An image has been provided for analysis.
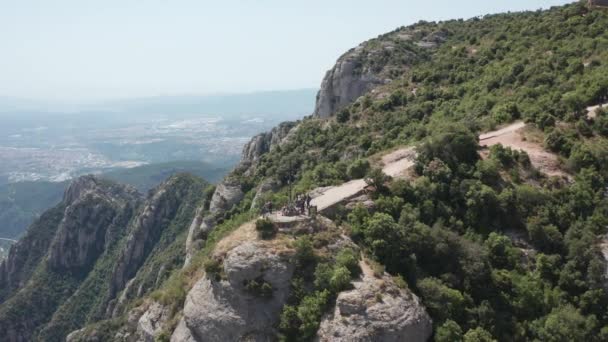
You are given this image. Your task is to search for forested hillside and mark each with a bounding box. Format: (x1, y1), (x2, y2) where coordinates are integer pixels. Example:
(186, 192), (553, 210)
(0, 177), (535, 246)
(223, 2), (608, 340)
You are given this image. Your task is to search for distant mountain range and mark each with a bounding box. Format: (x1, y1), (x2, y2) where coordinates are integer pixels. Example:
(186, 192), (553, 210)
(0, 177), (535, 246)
(0, 160), (229, 240)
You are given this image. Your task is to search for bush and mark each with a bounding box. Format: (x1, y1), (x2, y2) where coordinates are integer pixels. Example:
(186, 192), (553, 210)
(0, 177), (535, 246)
(314, 263), (333, 291)
(244, 277), (273, 298)
(297, 290), (331, 339)
(255, 218), (276, 239)
(436, 320), (463, 342)
(329, 266), (352, 292)
(203, 258), (224, 281)
(294, 236), (316, 267)
(463, 327), (496, 342)
(335, 248), (361, 277)
(347, 159), (370, 179)
(336, 108), (350, 123)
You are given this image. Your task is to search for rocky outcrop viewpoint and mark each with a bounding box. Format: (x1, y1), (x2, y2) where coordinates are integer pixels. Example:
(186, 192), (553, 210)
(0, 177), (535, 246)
(173, 241), (295, 341)
(316, 261), (432, 341)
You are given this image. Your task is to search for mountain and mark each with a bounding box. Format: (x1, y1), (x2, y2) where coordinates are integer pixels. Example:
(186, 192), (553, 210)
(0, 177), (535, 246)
(0, 161), (229, 241)
(3, 2), (608, 341)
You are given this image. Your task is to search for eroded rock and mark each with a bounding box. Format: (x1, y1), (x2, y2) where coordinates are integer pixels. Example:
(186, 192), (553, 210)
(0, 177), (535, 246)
(175, 241), (294, 342)
(316, 261), (432, 342)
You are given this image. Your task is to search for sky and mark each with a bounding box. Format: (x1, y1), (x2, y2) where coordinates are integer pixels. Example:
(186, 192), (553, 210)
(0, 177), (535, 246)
(0, 0), (573, 101)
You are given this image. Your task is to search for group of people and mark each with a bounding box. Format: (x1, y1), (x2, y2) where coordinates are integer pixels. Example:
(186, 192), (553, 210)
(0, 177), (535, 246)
(293, 193), (312, 215)
(261, 193), (314, 217)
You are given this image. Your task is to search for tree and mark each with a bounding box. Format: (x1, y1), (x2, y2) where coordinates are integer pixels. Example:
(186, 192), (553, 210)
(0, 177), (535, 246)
(436, 320), (463, 342)
(463, 327), (496, 342)
(347, 159), (370, 179)
(537, 305), (596, 342)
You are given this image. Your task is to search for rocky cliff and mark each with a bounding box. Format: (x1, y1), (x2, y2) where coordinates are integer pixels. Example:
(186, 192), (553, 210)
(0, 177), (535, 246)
(47, 176), (140, 272)
(313, 26), (445, 118)
(0, 174), (207, 342)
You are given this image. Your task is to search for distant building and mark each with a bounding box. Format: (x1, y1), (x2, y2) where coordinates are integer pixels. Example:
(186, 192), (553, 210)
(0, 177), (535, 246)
(589, 0), (608, 7)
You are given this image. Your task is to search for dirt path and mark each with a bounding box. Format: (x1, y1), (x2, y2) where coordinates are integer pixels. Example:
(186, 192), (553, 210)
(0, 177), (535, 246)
(587, 103), (607, 119)
(479, 121), (527, 141)
(307, 148), (418, 213)
(277, 121), (566, 218)
(310, 179), (368, 211)
(381, 147), (417, 179)
(479, 121), (567, 178)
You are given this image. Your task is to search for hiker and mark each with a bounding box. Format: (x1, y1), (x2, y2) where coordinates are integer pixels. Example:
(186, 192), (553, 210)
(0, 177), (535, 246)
(305, 194), (312, 210)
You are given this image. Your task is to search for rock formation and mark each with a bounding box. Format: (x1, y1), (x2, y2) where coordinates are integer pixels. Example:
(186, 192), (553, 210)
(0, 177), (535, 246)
(173, 241), (295, 341)
(48, 177), (139, 272)
(316, 261), (432, 341)
(314, 28), (446, 118)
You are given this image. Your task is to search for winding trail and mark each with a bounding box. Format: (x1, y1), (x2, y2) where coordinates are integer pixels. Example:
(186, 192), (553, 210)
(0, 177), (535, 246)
(271, 121), (565, 222)
(308, 147), (417, 213)
(587, 103), (607, 119)
(479, 121), (567, 178)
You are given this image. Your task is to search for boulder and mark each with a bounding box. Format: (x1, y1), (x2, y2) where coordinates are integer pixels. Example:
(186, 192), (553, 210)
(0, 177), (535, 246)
(175, 241), (294, 342)
(209, 181), (244, 214)
(316, 261), (432, 342)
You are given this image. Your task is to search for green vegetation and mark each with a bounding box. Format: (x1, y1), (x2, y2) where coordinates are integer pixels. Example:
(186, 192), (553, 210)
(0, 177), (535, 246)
(255, 217), (277, 239)
(244, 277), (274, 298)
(218, 3), (608, 340)
(0, 174), (208, 341)
(279, 242), (360, 341)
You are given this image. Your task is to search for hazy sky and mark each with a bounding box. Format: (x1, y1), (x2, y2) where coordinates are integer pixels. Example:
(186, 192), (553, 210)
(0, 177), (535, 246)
(0, 0), (573, 101)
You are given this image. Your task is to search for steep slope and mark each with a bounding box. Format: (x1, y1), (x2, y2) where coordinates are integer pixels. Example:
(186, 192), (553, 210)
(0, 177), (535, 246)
(0, 174), (209, 342)
(152, 2), (608, 341)
(314, 25), (442, 117)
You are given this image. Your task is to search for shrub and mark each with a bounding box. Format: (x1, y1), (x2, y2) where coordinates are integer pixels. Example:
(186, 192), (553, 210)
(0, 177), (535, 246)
(436, 320), (464, 342)
(336, 108), (350, 123)
(463, 327), (496, 342)
(335, 248), (361, 277)
(329, 266), (352, 292)
(294, 236), (316, 267)
(244, 277), (273, 298)
(203, 258), (224, 281)
(297, 290), (331, 339)
(313, 263), (333, 291)
(347, 159), (370, 179)
(255, 218), (276, 239)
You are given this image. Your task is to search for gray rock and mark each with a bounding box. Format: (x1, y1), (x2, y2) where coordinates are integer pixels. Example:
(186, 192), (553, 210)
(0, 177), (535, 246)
(175, 241), (294, 342)
(241, 122), (297, 164)
(170, 318), (197, 342)
(316, 263), (432, 342)
(108, 176), (188, 303)
(314, 45), (387, 118)
(209, 181), (244, 214)
(250, 178), (280, 210)
(136, 302), (172, 342)
(47, 176), (139, 272)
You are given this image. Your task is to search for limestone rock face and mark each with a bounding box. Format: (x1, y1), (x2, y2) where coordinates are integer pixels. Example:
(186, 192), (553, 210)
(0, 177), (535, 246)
(314, 27), (447, 118)
(136, 302), (172, 342)
(316, 262), (432, 342)
(109, 177), (188, 300)
(250, 178), (280, 210)
(314, 45), (389, 118)
(209, 181), (244, 214)
(48, 177), (139, 271)
(174, 241), (294, 342)
(241, 122), (297, 164)
(170, 318), (197, 342)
